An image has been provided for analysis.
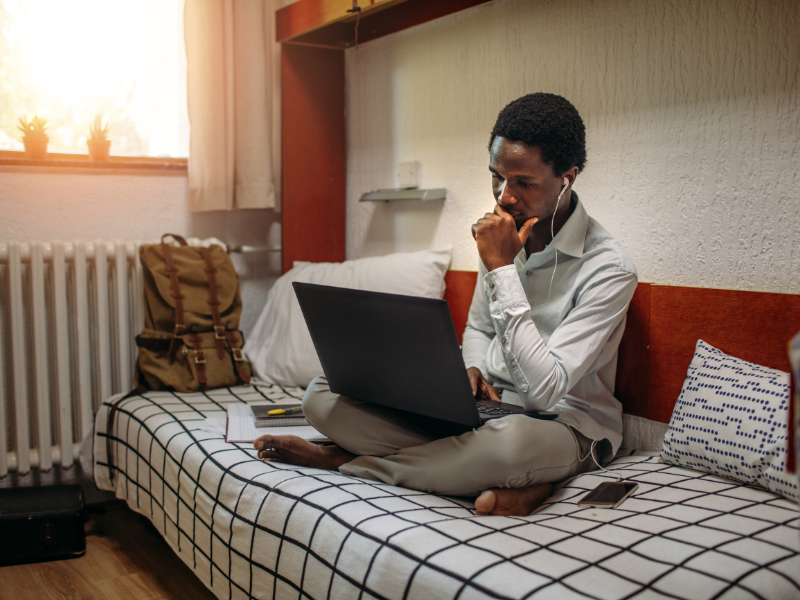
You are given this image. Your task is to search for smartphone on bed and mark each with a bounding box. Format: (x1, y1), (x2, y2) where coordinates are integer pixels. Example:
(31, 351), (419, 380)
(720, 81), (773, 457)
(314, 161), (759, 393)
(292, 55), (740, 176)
(577, 482), (638, 509)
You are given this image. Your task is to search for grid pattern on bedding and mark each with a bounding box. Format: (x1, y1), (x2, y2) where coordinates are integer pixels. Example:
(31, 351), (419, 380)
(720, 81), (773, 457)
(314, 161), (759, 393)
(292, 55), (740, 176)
(94, 385), (800, 600)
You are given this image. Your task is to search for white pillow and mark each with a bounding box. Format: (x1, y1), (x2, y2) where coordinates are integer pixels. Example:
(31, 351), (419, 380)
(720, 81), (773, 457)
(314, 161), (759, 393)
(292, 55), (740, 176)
(661, 340), (798, 500)
(244, 248), (452, 388)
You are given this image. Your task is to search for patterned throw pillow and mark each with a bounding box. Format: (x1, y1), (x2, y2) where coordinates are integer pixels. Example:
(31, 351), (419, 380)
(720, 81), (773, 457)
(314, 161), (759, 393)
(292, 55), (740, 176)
(789, 332), (800, 479)
(661, 340), (798, 500)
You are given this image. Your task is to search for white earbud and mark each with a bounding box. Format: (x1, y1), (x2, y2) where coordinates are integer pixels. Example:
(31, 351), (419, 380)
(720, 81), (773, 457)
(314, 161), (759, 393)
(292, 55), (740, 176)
(557, 177), (569, 201)
(553, 178), (568, 219)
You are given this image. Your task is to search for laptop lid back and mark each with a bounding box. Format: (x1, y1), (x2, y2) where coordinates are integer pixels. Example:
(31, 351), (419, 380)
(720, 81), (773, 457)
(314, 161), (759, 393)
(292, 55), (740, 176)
(293, 282), (481, 428)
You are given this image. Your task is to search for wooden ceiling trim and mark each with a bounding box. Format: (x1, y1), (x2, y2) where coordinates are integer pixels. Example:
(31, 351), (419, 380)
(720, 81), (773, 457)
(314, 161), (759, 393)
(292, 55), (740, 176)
(277, 0), (494, 48)
(277, 0), (401, 43)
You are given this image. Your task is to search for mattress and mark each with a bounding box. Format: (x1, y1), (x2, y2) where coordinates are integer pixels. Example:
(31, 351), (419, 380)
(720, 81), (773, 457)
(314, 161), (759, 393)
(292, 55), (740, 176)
(94, 385), (800, 600)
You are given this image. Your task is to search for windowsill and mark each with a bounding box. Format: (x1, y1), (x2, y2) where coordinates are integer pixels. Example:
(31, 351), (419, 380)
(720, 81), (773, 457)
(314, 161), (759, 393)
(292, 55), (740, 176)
(0, 152), (187, 175)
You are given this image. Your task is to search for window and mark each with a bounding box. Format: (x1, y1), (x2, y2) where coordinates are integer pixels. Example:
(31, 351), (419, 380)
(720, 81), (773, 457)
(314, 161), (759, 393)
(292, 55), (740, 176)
(0, 0), (189, 158)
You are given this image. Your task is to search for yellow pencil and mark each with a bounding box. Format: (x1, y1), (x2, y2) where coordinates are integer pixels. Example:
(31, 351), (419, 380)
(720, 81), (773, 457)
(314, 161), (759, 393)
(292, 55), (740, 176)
(267, 406), (303, 416)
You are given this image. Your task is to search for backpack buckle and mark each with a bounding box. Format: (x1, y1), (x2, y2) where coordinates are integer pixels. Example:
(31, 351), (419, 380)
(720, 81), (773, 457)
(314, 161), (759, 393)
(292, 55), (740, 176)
(232, 348), (245, 362)
(194, 350), (206, 365)
(174, 323), (185, 335)
(214, 325), (226, 340)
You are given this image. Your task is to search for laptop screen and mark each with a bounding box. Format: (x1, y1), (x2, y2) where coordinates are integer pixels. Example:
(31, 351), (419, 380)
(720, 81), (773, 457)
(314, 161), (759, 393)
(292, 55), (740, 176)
(292, 282), (482, 427)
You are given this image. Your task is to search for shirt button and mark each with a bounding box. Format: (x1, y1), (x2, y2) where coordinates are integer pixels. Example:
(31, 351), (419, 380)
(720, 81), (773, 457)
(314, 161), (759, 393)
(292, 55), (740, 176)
(491, 295), (497, 302)
(501, 337), (507, 345)
(489, 282), (495, 288)
(526, 270), (532, 276)
(501, 366), (507, 372)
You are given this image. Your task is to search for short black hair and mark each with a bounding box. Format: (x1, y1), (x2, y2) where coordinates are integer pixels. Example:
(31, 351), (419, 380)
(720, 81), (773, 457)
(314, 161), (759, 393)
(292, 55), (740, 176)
(490, 93), (586, 175)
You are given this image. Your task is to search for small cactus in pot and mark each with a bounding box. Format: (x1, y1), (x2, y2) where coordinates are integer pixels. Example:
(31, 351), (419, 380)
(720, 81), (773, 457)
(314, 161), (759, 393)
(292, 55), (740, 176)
(18, 115), (49, 159)
(87, 115), (112, 161)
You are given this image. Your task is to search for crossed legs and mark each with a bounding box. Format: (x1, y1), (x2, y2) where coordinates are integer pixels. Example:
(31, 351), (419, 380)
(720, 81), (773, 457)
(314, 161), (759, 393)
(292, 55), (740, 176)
(255, 376), (596, 516)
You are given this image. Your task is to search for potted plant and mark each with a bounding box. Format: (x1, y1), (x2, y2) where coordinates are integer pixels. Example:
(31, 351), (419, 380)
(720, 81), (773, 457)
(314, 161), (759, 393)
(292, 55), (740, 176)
(87, 115), (112, 161)
(18, 115), (49, 159)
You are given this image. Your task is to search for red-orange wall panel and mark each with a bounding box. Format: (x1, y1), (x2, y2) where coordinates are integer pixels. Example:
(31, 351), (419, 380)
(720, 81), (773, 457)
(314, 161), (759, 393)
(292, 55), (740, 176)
(444, 270), (478, 345)
(615, 283), (651, 419)
(648, 286), (800, 423)
(281, 44), (346, 273)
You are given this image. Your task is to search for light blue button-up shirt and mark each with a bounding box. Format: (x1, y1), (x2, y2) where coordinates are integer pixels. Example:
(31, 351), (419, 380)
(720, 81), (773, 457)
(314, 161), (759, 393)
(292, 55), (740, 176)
(462, 193), (638, 458)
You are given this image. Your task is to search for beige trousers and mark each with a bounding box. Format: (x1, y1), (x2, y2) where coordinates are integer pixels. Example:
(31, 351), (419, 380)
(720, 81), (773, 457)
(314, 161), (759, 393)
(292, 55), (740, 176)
(302, 376), (597, 497)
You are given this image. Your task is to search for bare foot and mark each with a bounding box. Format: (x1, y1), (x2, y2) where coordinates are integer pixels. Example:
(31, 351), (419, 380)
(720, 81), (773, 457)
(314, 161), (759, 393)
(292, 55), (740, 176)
(474, 483), (552, 516)
(254, 435), (355, 471)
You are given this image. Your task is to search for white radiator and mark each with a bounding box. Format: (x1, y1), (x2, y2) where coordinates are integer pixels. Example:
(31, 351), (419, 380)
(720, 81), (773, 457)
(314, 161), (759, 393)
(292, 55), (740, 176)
(0, 236), (268, 476)
(0, 240), (144, 476)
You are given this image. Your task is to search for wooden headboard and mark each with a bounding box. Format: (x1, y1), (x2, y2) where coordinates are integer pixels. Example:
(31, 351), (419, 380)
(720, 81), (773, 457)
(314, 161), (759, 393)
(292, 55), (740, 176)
(444, 271), (800, 424)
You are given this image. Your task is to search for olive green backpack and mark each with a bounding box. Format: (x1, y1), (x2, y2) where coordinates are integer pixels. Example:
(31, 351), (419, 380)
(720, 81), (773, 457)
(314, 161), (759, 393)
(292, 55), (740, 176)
(134, 234), (251, 392)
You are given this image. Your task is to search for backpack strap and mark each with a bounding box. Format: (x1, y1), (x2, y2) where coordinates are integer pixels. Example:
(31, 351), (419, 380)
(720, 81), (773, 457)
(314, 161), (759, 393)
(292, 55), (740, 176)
(225, 330), (251, 384)
(190, 333), (208, 388)
(161, 241), (185, 360)
(199, 247), (226, 359)
(161, 233), (189, 247)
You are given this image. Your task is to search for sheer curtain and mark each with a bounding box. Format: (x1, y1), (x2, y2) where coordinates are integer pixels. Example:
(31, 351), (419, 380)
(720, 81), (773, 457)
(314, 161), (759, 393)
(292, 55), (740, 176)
(184, 0), (280, 211)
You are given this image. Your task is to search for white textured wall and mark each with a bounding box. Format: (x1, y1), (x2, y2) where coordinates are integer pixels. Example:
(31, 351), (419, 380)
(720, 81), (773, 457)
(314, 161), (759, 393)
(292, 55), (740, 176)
(0, 170), (193, 241)
(346, 0), (800, 293)
(0, 170), (280, 334)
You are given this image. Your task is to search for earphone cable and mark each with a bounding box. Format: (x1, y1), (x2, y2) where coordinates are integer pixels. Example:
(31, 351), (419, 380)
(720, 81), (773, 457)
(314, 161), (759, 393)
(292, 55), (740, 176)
(531, 181), (566, 309)
(578, 439), (622, 481)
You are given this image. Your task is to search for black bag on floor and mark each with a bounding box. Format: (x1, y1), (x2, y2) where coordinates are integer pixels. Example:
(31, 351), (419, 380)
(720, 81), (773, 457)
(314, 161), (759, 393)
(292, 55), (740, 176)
(0, 485), (86, 566)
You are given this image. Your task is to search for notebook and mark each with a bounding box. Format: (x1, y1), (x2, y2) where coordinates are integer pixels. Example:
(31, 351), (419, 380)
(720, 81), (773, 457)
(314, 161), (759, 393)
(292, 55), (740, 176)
(225, 404), (326, 443)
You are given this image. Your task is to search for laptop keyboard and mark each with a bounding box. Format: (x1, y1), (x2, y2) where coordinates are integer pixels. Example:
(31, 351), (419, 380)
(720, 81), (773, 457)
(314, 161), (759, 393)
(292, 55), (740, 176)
(476, 403), (522, 417)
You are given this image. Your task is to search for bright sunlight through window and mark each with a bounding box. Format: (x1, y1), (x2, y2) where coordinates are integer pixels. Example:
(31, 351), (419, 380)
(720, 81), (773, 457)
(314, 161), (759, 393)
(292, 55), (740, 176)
(0, 0), (189, 157)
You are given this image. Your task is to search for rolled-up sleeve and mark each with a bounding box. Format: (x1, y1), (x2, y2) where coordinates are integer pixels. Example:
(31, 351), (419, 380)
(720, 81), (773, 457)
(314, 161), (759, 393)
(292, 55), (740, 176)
(485, 264), (637, 412)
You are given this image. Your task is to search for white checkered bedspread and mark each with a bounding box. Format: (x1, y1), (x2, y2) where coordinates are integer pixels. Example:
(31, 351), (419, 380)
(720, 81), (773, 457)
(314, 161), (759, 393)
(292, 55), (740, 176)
(93, 385), (800, 600)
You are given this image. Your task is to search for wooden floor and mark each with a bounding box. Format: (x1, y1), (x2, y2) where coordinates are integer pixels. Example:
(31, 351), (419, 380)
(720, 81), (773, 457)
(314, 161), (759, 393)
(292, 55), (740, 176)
(0, 502), (217, 600)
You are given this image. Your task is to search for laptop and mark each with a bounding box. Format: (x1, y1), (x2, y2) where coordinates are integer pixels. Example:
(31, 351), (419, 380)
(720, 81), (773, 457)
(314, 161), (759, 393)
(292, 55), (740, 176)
(292, 282), (558, 430)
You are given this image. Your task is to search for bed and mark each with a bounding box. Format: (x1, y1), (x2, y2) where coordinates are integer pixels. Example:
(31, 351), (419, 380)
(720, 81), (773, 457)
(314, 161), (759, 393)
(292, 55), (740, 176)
(93, 384), (799, 600)
(93, 268), (800, 600)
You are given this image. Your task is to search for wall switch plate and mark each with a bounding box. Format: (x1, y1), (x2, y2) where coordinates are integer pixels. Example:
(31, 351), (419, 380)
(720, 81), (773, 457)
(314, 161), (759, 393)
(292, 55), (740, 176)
(397, 161), (421, 189)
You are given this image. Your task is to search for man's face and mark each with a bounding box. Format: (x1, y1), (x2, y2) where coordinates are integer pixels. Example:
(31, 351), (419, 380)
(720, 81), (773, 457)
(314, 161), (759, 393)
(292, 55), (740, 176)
(489, 136), (564, 231)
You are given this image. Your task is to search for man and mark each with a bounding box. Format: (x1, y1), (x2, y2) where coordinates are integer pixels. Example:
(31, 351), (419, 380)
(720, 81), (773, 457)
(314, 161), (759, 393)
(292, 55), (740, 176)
(254, 93), (637, 517)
